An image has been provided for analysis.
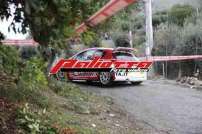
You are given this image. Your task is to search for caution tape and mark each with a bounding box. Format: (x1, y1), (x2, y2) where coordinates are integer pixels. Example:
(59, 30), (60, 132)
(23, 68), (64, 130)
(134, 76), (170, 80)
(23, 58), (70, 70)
(143, 55), (202, 62)
(1, 39), (38, 46)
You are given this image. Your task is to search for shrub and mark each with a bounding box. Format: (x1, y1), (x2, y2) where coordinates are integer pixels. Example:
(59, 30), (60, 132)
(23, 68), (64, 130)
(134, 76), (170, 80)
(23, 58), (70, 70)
(0, 45), (20, 75)
(16, 103), (57, 134)
(18, 57), (48, 91)
(17, 103), (79, 134)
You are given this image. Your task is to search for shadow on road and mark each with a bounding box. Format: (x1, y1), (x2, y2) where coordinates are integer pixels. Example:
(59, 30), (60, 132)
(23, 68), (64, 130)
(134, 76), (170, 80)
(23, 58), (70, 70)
(71, 81), (144, 89)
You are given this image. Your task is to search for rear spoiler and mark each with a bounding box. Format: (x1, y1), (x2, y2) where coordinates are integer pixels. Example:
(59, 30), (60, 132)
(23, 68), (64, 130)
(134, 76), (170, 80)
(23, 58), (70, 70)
(113, 47), (136, 52)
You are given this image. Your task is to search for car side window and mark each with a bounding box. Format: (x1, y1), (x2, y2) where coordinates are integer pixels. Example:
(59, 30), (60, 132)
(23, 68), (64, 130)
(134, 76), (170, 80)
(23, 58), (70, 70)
(75, 51), (86, 61)
(94, 50), (104, 58)
(75, 50), (96, 61)
(113, 52), (139, 61)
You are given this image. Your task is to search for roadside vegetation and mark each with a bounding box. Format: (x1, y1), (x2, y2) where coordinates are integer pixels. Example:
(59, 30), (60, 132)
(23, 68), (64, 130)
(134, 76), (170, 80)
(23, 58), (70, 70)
(99, 1), (202, 79)
(152, 4), (202, 79)
(93, 1), (202, 80)
(0, 45), (139, 134)
(0, 1), (143, 133)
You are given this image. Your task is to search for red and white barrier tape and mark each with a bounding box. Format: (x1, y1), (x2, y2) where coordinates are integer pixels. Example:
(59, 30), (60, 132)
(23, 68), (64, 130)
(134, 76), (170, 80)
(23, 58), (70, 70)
(1, 39), (38, 46)
(142, 55), (202, 62)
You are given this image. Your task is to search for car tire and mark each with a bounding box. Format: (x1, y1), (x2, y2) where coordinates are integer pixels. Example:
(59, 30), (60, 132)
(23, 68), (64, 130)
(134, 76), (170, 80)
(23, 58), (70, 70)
(56, 71), (66, 81)
(99, 72), (112, 86)
(131, 81), (142, 85)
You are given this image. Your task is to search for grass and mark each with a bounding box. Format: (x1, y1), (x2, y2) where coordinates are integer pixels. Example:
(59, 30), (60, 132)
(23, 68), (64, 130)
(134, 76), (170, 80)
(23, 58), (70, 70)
(0, 71), (116, 134)
(0, 72), (140, 134)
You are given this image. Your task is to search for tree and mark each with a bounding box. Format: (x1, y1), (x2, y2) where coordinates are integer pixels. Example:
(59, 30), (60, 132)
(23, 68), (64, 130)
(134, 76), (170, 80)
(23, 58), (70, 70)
(99, 1), (145, 48)
(0, 0), (108, 47)
(152, 7), (202, 79)
(152, 11), (168, 28)
(115, 35), (130, 47)
(0, 0), (110, 74)
(168, 4), (195, 26)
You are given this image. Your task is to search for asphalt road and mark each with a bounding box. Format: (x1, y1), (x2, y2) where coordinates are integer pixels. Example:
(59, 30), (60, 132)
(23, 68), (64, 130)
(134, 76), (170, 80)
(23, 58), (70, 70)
(77, 80), (202, 134)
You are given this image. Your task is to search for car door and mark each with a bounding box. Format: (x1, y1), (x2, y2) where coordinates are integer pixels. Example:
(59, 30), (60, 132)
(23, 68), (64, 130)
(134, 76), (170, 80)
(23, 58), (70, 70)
(69, 50), (98, 80)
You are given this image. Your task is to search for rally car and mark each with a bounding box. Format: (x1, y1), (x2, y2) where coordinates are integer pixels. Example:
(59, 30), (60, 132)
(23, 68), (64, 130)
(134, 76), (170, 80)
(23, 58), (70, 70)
(55, 47), (149, 86)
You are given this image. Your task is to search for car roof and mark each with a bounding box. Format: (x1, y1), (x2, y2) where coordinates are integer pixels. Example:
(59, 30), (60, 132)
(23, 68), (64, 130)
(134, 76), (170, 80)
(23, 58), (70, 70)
(84, 47), (135, 51)
(70, 47), (113, 58)
(72, 47), (134, 57)
(84, 47), (114, 51)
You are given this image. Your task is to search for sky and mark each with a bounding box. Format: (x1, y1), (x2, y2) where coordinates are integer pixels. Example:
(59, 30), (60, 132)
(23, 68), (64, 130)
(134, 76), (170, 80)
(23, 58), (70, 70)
(0, 19), (27, 39)
(0, 5), (27, 40)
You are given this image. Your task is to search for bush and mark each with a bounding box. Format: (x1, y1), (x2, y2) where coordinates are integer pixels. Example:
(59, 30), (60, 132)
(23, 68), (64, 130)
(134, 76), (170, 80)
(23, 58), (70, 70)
(115, 35), (130, 47)
(0, 46), (50, 107)
(0, 45), (20, 75)
(16, 103), (58, 134)
(18, 57), (48, 91)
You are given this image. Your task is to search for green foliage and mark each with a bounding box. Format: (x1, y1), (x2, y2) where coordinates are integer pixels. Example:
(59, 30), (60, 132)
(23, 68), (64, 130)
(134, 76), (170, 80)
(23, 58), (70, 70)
(153, 4), (196, 28)
(49, 80), (93, 114)
(0, 0), (109, 49)
(153, 11), (168, 27)
(109, 4), (143, 33)
(0, 46), (50, 107)
(18, 57), (48, 91)
(81, 30), (100, 47)
(49, 80), (87, 100)
(102, 2), (144, 48)
(153, 8), (202, 78)
(20, 47), (38, 59)
(168, 4), (195, 26)
(115, 36), (130, 47)
(0, 45), (20, 75)
(17, 103), (57, 134)
(153, 24), (181, 56)
(49, 79), (112, 116)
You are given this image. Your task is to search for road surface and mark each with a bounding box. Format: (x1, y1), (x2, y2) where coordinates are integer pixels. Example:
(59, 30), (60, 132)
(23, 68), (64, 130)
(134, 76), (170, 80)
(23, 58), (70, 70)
(76, 80), (202, 134)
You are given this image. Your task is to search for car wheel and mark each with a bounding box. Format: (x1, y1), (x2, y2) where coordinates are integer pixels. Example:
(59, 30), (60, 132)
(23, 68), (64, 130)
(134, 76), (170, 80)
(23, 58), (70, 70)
(131, 81), (142, 85)
(56, 71), (66, 81)
(99, 72), (112, 86)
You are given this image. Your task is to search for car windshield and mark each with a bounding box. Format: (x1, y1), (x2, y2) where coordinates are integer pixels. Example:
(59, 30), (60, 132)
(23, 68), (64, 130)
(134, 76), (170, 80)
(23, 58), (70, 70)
(113, 52), (139, 61)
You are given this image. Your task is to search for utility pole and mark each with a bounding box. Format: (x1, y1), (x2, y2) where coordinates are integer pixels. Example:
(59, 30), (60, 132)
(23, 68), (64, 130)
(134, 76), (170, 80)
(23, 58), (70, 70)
(144, 0), (154, 78)
(144, 0), (154, 58)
